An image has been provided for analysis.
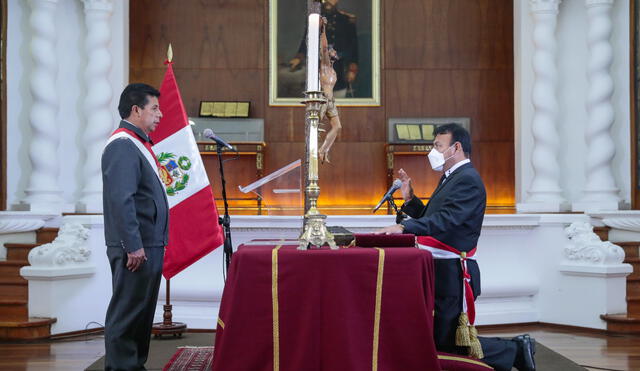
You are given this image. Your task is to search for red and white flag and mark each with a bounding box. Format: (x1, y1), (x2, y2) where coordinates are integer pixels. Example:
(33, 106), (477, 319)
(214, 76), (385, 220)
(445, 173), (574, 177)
(150, 61), (224, 279)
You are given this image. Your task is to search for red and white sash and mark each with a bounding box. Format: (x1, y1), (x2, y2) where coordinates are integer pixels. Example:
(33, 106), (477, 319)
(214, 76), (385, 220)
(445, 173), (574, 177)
(417, 236), (478, 325)
(105, 127), (162, 183)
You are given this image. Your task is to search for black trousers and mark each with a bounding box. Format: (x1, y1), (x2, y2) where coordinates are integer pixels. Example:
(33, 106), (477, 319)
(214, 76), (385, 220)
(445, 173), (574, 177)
(435, 282), (518, 371)
(105, 247), (164, 371)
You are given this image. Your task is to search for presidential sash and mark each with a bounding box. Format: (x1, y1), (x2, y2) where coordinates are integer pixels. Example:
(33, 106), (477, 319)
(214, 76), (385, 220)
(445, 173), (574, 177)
(105, 127), (162, 184)
(417, 236), (484, 359)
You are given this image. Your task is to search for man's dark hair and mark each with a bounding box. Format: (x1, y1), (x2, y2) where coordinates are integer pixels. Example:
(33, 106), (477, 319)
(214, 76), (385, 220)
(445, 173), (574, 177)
(118, 83), (161, 119)
(433, 123), (471, 156)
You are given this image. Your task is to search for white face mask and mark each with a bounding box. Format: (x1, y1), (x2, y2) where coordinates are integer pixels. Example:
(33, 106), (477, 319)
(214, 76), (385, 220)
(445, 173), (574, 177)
(428, 145), (455, 172)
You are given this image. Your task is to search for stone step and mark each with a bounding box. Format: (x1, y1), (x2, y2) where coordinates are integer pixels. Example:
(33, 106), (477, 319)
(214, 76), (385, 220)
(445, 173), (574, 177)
(0, 260), (29, 277)
(618, 242), (640, 259)
(628, 278), (640, 297)
(0, 317), (56, 341)
(4, 243), (38, 261)
(600, 313), (640, 334)
(36, 227), (58, 244)
(0, 299), (28, 322)
(0, 278), (28, 300)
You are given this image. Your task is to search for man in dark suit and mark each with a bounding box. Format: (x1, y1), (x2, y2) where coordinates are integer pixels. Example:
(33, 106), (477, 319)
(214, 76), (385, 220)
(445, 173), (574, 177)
(102, 83), (169, 370)
(379, 124), (536, 371)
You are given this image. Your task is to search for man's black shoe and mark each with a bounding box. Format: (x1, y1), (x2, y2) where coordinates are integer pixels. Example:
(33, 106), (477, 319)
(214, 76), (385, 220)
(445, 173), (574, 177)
(512, 334), (536, 371)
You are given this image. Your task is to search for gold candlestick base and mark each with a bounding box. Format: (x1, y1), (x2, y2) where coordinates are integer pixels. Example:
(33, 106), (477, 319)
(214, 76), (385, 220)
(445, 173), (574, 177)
(298, 211), (337, 250)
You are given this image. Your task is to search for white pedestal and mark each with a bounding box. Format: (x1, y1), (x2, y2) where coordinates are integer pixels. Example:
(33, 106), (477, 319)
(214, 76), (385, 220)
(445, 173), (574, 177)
(19, 215), (110, 334)
(554, 264), (632, 328)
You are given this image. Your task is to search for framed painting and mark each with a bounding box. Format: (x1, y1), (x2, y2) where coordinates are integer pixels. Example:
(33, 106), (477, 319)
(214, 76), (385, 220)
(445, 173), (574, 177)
(269, 0), (380, 106)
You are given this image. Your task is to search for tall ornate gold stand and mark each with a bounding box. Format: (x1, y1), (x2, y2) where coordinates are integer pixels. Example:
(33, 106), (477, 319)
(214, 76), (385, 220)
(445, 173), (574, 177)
(299, 90), (337, 250)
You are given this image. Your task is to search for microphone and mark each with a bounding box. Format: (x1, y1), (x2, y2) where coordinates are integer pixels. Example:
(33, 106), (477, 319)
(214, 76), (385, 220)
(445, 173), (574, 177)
(373, 179), (403, 212)
(202, 129), (235, 151)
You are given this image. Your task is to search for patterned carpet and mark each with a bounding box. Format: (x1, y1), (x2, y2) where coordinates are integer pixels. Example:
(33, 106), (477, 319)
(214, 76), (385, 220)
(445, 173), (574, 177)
(163, 346), (213, 371)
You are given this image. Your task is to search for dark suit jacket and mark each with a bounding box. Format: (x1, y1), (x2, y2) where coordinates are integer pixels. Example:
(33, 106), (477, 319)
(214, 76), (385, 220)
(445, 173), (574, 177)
(102, 121), (169, 253)
(400, 162), (486, 298)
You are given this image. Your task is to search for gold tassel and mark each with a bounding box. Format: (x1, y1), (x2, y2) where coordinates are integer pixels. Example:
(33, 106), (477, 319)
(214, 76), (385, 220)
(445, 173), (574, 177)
(467, 325), (484, 359)
(455, 313), (471, 346)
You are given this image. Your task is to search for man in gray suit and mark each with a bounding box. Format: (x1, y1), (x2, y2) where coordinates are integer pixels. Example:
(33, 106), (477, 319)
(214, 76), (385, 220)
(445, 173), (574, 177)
(102, 83), (169, 370)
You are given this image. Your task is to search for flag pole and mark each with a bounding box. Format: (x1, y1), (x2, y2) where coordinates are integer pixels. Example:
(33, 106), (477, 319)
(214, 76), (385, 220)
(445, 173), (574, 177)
(151, 44), (187, 338)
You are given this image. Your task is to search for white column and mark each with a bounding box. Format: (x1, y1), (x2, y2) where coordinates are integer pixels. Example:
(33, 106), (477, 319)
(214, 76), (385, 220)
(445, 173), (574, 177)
(19, 0), (71, 213)
(517, 0), (568, 213)
(572, 0), (620, 212)
(77, 0), (114, 213)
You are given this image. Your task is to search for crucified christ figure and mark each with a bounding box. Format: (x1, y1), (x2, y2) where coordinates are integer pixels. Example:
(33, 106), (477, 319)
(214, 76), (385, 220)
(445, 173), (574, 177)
(318, 16), (342, 164)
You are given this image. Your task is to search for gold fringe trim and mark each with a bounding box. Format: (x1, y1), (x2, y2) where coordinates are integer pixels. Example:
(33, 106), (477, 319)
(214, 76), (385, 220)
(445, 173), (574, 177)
(271, 245), (282, 371)
(217, 317), (225, 329)
(372, 248), (385, 371)
(468, 325), (484, 359)
(455, 312), (471, 347)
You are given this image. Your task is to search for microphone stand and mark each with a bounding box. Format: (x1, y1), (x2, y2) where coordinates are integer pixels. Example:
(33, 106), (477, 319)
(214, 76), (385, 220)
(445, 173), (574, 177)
(216, 144), (233, 275)
(388, 197), (407, 225)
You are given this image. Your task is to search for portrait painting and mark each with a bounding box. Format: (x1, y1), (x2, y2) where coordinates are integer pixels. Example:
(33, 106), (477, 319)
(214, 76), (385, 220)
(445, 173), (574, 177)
(269, 0), (380, 106)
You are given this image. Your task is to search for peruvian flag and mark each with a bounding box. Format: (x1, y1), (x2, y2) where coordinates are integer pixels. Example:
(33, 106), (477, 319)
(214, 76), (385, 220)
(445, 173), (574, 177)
(150, 61), (224, 279)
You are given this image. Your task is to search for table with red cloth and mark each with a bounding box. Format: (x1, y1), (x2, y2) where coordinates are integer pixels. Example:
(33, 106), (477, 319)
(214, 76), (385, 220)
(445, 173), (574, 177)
(212, 239), (442, 371)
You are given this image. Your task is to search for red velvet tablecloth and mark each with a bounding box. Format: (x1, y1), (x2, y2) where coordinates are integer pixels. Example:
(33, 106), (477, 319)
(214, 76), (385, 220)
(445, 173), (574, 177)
(212, 240), (441, 371)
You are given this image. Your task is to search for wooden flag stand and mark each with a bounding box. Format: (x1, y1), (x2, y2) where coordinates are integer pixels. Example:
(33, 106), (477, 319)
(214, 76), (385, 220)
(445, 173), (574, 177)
(152, 278), (187, 338)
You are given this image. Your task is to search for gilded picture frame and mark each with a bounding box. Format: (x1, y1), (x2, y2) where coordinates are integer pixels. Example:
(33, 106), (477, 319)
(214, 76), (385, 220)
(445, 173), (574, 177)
(269, 0), (380, 106)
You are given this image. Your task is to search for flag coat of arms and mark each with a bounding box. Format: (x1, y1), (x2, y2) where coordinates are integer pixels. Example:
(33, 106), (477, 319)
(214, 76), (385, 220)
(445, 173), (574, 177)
(150, 61), (224, 279)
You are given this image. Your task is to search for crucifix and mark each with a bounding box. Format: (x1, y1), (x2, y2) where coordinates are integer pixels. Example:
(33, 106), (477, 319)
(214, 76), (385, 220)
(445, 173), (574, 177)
(298, 0), (338, 250)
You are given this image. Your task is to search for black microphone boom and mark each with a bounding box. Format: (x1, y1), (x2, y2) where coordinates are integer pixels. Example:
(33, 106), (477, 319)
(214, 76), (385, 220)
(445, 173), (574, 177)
(202, 129), (235, 150)
(373, 179), (403, 212)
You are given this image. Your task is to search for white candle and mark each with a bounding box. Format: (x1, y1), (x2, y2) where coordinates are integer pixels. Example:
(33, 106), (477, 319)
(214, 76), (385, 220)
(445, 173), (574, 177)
(306, 13), (320, 91)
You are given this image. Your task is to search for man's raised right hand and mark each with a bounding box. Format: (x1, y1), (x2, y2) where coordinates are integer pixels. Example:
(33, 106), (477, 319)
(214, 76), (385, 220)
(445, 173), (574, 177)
(398, 168), (413, 201)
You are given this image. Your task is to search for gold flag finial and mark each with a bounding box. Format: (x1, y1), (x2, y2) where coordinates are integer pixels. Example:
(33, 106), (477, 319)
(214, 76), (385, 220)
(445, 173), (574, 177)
(167, 44), (173, 63)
